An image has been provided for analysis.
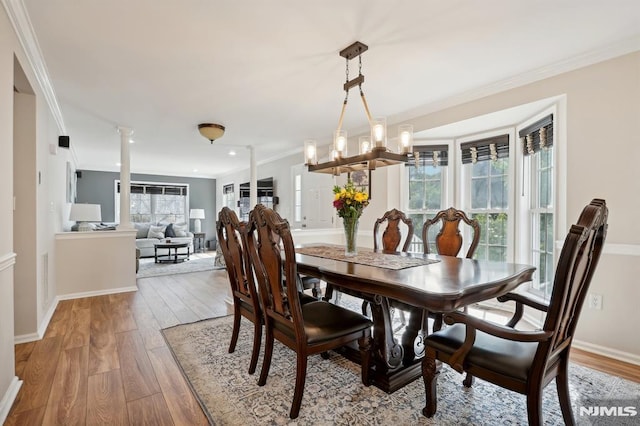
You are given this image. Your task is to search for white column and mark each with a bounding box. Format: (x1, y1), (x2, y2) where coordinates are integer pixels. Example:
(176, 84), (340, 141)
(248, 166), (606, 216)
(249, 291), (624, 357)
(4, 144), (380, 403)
(117, 126), (134, 230)
(248, 145), (257, 209)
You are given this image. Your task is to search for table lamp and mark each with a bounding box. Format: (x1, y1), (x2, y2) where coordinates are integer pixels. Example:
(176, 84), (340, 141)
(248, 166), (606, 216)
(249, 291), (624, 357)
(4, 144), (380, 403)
(190, 208), (205, 233)
(70, 203), (102, 232)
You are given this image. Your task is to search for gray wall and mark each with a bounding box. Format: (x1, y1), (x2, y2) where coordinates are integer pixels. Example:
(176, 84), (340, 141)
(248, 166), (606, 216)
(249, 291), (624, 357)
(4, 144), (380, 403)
(76, 170), (217, 240)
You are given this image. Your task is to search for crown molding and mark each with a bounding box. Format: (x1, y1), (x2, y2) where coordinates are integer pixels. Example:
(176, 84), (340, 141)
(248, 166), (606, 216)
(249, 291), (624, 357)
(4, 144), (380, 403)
(392, 35), (640, 125)
(2, 0), (66, 134)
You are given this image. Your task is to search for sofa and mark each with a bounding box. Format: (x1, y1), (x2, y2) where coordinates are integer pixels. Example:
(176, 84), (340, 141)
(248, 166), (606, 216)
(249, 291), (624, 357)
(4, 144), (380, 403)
(134, 222), (194, 257)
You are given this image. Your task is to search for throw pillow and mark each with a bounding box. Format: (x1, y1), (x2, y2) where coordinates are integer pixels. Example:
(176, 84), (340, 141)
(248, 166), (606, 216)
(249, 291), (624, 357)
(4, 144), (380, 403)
(165, 223), (176, 238)
(173, 223), (187, 237)
(134, 222), (151, 239)
(147, 225), (166, 239)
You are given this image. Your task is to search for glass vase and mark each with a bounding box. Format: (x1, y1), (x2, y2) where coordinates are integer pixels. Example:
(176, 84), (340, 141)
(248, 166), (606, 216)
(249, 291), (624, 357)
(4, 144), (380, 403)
(343, 216), (359, 257)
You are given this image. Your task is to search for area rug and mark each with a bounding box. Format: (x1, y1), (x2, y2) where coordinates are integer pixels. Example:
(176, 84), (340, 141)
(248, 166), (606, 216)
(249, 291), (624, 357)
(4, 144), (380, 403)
(137, 256), (223, 278)
(162, 315), (640, 425)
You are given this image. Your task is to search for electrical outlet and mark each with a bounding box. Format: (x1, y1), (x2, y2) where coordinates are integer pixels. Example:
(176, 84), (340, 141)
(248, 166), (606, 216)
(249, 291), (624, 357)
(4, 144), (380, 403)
(588, 293), (603, 310)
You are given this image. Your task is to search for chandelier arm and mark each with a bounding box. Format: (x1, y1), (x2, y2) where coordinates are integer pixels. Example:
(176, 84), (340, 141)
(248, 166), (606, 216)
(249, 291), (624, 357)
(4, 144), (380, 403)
(336, 98), (348, 133)
(360, 90), (373, 124)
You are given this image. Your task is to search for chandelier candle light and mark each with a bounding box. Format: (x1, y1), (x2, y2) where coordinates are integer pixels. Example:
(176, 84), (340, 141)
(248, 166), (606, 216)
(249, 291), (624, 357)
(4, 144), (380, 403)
(304, 41), (415, 175)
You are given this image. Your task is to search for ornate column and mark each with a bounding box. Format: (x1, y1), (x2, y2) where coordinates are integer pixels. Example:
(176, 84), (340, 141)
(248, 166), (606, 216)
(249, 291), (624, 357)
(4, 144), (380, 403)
(116, 126), (134, 230)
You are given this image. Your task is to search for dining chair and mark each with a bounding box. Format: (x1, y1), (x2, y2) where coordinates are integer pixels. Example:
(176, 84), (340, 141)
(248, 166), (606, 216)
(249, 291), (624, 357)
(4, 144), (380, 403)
(422, 199), (608, 425)
(422, 207), (480, 258)
(244, 204), (373, 419)
(368, 209), (414, 330)
(422, 207), (481, 330)
(216, 207), (262, 375)
(373, 208), (414, 253)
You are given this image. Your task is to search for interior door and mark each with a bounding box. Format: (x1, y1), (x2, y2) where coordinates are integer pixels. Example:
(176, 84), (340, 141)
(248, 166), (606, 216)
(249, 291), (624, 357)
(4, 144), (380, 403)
(291, 164), (334, 229)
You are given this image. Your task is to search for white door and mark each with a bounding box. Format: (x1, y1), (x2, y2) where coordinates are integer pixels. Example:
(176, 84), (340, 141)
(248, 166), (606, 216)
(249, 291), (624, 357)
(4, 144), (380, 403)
(291, 164), (334, 229)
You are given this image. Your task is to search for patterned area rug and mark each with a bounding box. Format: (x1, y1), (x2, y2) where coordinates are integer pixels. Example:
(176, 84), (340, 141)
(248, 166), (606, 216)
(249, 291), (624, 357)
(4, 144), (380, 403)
(137, 256), (223, 278)
(162, 315), (640, 425)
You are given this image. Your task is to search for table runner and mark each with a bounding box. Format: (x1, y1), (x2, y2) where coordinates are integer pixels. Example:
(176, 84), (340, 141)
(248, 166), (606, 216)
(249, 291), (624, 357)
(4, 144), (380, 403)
(296, 245), (439, 270)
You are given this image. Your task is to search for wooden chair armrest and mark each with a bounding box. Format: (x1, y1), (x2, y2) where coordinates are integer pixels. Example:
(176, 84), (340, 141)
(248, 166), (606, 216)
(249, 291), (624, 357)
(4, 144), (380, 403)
(443, 311), (553, 373)
(497, 291), (549, 312)
(496, 290), (549, 327)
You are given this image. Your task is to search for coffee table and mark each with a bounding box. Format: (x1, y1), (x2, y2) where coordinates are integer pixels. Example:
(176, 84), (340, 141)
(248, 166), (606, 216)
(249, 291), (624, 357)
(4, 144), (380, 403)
(154, 241), (190, 263)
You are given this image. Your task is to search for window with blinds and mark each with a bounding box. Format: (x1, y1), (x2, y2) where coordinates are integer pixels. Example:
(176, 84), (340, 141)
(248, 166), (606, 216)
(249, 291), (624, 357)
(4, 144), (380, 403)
(116, 181), (188, 224)
(405, 144), (450, 253)
(519, 114), (553, 155)
(460, 134), (509, 164)
(460, 134), (510, 262)
(521, 114), (555, 299)
(406, 144), (449, 168)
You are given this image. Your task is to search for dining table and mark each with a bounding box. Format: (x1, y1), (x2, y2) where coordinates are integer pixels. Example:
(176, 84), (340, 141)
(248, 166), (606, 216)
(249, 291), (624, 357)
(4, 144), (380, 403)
(295, 244), (536, 393)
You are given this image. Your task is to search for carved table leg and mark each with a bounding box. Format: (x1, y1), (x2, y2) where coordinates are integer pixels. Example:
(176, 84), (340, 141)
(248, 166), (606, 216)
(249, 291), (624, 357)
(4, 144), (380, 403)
(369, 295), (403, 371)
(395, 306), (429, 366)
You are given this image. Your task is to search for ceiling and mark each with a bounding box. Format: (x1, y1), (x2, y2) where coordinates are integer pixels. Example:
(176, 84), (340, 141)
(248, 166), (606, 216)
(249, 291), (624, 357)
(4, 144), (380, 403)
(18, 0), (640, 179)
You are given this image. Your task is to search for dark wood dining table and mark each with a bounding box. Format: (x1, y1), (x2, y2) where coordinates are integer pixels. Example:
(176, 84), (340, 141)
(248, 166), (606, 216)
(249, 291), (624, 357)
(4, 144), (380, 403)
(295, 244), (536, 393)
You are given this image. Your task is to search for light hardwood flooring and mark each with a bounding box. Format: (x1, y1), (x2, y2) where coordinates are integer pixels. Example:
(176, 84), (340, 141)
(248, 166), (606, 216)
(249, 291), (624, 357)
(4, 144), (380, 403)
(7, 260), (639, 424)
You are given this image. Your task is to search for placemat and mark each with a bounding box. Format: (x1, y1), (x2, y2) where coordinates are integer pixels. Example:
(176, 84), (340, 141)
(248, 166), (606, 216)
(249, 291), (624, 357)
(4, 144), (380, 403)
(297, 245), (439, 270)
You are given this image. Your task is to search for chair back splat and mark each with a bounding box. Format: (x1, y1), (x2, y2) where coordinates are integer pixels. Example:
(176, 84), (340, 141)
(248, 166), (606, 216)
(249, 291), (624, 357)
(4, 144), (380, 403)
(216, 207), (262, 374)
(423, 207), (480, 258)
(244, 204), (373, 419)
(373, 208), (414, 253)
(422, 199), (608, 426)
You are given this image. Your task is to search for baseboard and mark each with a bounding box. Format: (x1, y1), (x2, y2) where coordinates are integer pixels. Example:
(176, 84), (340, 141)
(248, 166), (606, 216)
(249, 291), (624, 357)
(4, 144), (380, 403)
(57, 286), (138, 301)
(0, 376), (22, 424)
(14, 286), (138, 344)
(14, 298), (58, 344)
(572, 339), (640, 366)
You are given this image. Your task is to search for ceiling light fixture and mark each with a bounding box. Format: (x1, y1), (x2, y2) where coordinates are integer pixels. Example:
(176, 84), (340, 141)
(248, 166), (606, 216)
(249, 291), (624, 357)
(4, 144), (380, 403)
(304, 41), (414, 175)
(198, 123), (226, 143)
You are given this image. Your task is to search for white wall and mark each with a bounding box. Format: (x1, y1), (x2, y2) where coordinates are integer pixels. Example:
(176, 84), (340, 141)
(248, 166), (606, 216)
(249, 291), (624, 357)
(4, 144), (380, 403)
(218, 52), (640, 362)
(0, 5), (73, 420)
(0, 7), (21, 420)
(55, 231), (137, 297)
(13, 91), (37, 336)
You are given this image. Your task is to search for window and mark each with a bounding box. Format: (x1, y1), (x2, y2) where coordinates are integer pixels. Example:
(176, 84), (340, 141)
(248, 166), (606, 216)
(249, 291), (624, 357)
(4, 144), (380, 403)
(222, 184), (235, 210)
(116, 181), (188, 224)
(520, 115), (555, 298)
(402, 107), (558, 301)
(461, 134), (511, 262)
(405, 144), (449, 253)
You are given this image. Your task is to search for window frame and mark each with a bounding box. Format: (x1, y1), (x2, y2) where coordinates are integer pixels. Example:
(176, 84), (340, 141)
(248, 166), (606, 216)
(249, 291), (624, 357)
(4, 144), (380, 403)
(457, 128), (516, 263)
(401, 100), (565, 304)
(114, 179), (190, 225)
(516, 108), (558, 299)
(400, 140), (454, 253)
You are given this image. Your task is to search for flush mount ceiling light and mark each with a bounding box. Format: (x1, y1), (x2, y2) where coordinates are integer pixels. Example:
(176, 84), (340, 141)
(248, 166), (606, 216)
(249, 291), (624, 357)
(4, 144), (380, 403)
(198, 123), (226, 143)
(304, 41), (415, 175)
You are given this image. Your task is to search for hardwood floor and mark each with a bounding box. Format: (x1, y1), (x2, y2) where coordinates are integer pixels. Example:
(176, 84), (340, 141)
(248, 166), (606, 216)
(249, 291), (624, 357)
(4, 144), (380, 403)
(7, 253), (228, 426)
(7, 257), (639, 424)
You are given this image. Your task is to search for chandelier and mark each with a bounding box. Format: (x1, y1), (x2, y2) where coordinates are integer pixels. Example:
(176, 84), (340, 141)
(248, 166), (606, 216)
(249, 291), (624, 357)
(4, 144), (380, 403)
(304, 41), (414, 175)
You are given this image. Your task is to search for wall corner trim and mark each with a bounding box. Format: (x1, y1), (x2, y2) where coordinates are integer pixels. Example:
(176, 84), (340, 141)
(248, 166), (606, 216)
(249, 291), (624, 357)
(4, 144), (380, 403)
(0, 252), (17, 272)
(0, 376), (23, 425)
